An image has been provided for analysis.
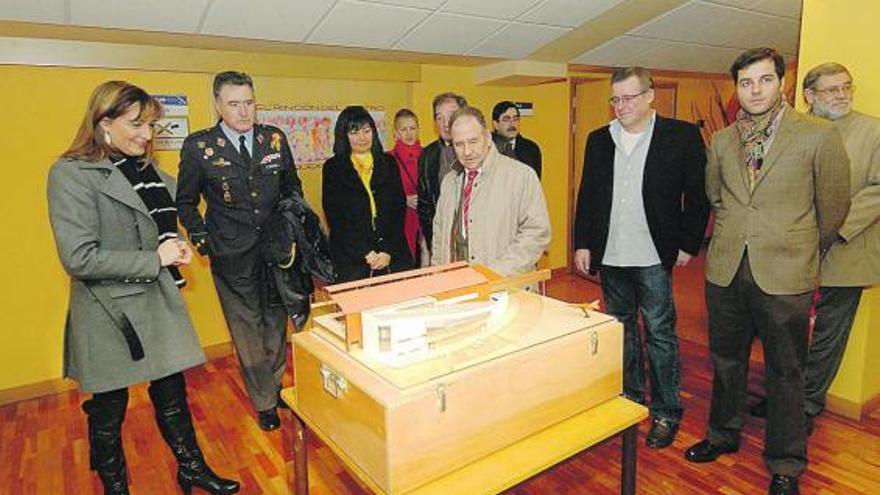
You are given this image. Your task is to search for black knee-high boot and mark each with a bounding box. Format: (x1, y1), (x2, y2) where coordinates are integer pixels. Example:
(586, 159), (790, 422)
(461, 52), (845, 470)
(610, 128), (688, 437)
(83, 389), (130, 495)
(148, 373), (240, 495)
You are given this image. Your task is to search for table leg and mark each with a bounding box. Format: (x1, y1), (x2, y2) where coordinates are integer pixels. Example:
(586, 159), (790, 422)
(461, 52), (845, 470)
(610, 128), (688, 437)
(621, 424), (637, 495)
(292, 412), (309, 495)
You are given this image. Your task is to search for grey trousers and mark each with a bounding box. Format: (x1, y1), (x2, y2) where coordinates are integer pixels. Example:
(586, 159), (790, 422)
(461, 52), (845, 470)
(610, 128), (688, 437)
(211, 247), (288, 412)
(705, 253), (811, 477)
(805, 286), (864, 417)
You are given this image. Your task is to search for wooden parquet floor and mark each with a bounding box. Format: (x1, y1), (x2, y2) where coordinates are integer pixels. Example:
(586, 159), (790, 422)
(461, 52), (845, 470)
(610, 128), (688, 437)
(2, 253), (879, 494)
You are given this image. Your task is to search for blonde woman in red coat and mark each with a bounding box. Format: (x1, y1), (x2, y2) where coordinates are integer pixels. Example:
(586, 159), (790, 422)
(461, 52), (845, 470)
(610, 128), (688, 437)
(388, 109), (423, 264)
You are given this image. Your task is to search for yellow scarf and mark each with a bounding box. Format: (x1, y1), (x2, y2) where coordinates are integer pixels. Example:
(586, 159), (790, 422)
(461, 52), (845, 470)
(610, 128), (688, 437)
(351, 152), (377, 220)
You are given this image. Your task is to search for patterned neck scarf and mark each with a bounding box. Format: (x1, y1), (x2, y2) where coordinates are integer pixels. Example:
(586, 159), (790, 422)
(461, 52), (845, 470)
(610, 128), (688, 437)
(735, 98), (786, 190)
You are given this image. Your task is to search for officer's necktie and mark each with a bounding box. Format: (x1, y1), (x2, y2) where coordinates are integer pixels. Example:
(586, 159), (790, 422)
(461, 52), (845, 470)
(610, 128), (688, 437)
(239, 135), (252, 166)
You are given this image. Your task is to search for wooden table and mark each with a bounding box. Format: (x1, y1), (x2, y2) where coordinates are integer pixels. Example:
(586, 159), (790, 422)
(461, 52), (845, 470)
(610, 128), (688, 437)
(280, 388), (648, 495)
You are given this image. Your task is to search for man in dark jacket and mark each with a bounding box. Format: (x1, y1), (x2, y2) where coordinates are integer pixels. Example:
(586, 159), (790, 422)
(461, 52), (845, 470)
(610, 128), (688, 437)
(417, 92), (467, 259)
(177, 71), (302, 432)
(491, 101), (542, 179)
(573, 66), (709, 450)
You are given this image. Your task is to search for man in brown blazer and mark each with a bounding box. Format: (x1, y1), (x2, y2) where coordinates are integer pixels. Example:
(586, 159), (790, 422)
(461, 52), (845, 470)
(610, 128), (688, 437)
(684, 48), (851, 495)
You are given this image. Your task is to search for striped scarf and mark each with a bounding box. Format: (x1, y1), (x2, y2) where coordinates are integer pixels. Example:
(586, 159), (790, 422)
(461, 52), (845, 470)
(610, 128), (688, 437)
(115, 156), (186, 288)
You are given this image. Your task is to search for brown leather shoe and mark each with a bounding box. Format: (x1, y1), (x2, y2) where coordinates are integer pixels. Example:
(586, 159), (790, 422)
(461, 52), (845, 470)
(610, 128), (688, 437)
(645, 417), (679, 449)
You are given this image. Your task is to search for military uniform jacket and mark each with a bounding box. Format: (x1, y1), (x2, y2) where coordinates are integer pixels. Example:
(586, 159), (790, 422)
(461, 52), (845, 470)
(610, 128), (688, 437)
(47, 157), (206, 393)
(705, 109), (851, 295)
(176, 123), (303, 257)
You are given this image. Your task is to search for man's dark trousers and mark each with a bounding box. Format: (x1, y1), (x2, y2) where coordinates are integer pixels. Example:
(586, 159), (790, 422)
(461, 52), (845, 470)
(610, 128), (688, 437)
(210, 246), (287, 412)
(706, 253), (811, 476)
(805, 286), (864, 417)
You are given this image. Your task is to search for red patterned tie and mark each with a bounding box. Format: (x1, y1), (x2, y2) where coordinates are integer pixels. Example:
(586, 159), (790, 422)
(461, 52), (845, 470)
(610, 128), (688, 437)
(462, 169), (478, 235)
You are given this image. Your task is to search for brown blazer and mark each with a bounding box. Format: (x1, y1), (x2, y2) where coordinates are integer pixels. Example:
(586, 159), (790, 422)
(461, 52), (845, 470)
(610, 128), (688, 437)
(705, 108), (851, 295)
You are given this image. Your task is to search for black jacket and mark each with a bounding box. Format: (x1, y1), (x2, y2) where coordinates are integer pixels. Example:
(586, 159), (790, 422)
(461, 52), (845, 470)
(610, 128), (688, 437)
(176, 123), (303, 257)
(261, 194), (336, 329)
(322, 151), (413, 282)
(493, 132), (543, 179)
(416, 139), (445, 246)
(574, 116), (709, 271)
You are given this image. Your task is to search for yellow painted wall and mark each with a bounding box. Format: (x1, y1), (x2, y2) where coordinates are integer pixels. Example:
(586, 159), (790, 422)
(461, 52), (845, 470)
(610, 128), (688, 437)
(797, 0), (880, 415)
(411, 65), (572, 269)
(0, 61), (406, 392)
(0, 50), (572, 394)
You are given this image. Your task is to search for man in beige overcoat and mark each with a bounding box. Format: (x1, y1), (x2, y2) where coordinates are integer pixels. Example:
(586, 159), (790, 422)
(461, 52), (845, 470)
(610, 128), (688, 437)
(684, 48), (851, 495)
(800, 63), (879, 417)
(431, 106), (550, 276)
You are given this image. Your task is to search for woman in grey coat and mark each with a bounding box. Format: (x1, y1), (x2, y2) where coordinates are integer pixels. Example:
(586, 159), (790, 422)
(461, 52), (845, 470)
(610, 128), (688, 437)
(47, 81), (239, 495)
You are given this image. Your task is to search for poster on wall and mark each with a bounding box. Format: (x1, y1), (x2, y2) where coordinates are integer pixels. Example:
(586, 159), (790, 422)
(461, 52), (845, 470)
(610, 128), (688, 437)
(257, 104), (387, 168)
(153, 95), (189, 150)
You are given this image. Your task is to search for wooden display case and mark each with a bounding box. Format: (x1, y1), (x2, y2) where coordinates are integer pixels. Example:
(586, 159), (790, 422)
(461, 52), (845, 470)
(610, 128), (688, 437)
(292, 266), (622, 494)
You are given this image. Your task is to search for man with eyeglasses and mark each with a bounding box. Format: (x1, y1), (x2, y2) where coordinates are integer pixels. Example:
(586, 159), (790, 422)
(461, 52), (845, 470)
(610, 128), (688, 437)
(573, 66), (709, 450)
(684, 48), (851, 495)
(490, 101), (542, 178)
(418, 92), (467, 264)
(749, 63), (880, 427)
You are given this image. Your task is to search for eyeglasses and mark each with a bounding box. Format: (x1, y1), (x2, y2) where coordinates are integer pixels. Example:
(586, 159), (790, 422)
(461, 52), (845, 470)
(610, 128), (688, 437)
(347, 127), (373, 137)
(811, 84), (855, 97)
(609, 90), (648, 106)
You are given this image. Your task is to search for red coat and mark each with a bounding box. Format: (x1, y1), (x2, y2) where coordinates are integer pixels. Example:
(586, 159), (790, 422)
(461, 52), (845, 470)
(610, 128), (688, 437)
(389, 140), (422, 260)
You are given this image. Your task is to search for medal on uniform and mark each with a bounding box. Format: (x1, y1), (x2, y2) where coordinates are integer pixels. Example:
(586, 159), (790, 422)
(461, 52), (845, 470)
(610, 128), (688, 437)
(222, 182), (232, 204)
(217, 137), (226, 147)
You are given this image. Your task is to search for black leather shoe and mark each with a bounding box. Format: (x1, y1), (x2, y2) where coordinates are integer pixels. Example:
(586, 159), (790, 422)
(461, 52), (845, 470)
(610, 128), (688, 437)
(768, 474), (799, 495)
(684, 439), (738, 463)
(750, 398), (767, 418)
(258, 408), (281, 431)
(645, 417), (679, 449)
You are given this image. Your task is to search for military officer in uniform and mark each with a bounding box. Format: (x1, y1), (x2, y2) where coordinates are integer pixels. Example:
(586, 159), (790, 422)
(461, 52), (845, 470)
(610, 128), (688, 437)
(176, 71), (303, 431)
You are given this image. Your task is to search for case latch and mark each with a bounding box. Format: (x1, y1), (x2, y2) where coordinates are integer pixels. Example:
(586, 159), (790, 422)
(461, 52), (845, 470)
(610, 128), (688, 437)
(320, 363), (348, 399)
(590, 331), (599, 356)
(436, 383), (447, 413)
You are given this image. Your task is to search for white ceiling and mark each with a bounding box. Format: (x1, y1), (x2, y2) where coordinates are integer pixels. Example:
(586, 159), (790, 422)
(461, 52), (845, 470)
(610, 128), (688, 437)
(0, 0), (803, 73)
(572, 0), (802, 71)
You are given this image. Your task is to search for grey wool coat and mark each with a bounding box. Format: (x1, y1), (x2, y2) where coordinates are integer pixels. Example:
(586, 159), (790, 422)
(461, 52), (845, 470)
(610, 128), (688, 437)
(47, 157), (206, 393)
